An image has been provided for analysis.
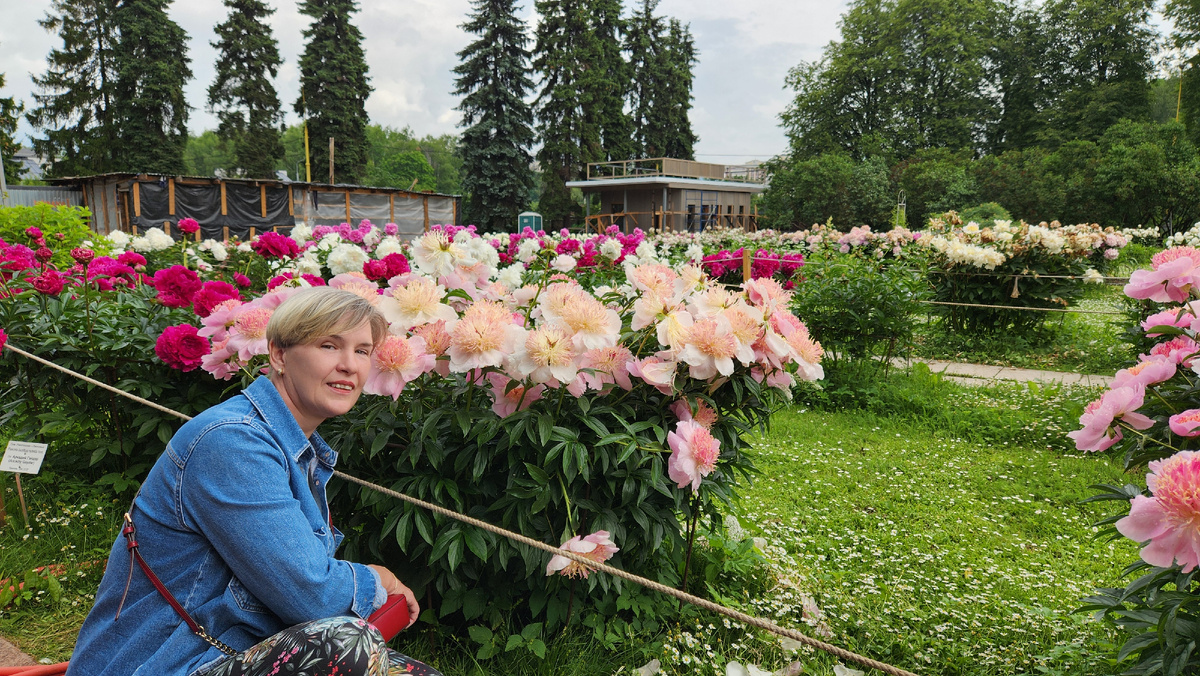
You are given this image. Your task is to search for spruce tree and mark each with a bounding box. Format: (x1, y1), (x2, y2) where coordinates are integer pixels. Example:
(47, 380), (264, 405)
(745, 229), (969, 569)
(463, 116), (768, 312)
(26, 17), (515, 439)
(580, 0), (634, 162)
(657, 19), (698, 159)
(533, 0), (593, 225)
(208, 0), (284, 178)
(25, 0), (122, 176)
(453, 0), (536, 230)
(626, 0), (666, 158)
(0, 72), (25, 184)
(295, 0), (373, 184)
(111, 0), (192, 174)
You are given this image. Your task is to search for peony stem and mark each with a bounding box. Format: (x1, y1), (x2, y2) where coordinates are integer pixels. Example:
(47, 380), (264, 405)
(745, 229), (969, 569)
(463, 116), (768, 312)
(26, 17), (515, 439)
(679, 493), (700, 608)
(556, 474), (575, 535)
(1150, 386), (1179, 414)
(1120, 421), (1184, 454)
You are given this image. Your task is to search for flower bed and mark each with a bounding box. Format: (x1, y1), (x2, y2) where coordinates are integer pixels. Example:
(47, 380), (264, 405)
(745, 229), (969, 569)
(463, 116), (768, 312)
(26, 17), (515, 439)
(0, 219), (825, 633)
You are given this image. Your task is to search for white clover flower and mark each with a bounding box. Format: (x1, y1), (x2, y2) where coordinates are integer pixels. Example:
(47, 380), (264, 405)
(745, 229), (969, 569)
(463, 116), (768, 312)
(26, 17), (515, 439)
(327, 243), (369, 275)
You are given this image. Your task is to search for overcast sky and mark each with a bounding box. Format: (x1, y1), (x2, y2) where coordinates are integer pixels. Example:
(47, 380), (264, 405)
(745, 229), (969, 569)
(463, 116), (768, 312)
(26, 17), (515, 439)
(0, 0), (854, 166)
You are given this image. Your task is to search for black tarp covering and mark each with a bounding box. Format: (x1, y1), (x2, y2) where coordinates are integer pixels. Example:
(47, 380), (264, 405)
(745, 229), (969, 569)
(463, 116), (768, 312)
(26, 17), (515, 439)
(131, 180), (294, 239)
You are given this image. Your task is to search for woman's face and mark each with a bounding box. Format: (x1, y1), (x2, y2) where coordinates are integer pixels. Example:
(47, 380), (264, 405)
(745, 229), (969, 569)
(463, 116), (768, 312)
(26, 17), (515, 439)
(269, 321), (375, 436)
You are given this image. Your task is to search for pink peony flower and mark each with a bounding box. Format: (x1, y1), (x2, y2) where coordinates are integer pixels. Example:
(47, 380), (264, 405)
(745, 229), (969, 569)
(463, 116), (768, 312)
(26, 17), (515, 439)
(201, 337), (239, 380)
(628, 356), (677, 395)
(1112, 358), (1177, 389)
(35, 247), (54, 264)
(670, 398), (717, 429)
(1125, 256), (1200, 303)
(577, 345), (634, 392)
(0, 327), (6, 353)
(1148, 335), (1200, 367)
(153, 265), (203, 308)
(679, 317), (739, 380)
(485, 372), (545, 417)
(155, 324), (210, 372)
(1170, 410), (1200, 437)
(545, 530), (619, 579)
(70, 248), (95, 265)
(384, 223), (399, 236)
(364, 335), (436, 399)
(1116, 451), (1200, 571)
(667, 420), (721, 493)
(225, 303), (274, 361)
(1068, 385), (1155, 452)
(1142, 306), (1195, 337)
(192, 281), (242, 319)
(447, 300), (525, 372)
(233, 272), (251, 288)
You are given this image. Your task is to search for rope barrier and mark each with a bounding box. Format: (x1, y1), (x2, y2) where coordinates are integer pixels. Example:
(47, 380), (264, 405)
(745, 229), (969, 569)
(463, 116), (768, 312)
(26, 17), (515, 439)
(920, 300), (1126, 316)
(2, 342), (921, 675)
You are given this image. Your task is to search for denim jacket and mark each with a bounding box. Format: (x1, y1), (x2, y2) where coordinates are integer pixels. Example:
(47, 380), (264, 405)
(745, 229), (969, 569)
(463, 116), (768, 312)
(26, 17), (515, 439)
(66, 376), (385, 676)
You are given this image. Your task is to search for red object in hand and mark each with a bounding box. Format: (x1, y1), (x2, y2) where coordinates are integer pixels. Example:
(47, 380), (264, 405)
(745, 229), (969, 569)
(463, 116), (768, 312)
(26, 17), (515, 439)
(367, 594), (413, 641)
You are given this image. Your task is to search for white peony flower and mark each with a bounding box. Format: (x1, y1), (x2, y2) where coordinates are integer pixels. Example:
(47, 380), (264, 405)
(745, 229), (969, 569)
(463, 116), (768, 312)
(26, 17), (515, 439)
(551, 254), (577, 273)
(106, 231), (131, 248)
(684, 243), (704, 263)
(374, 236), (404, 259)
(411, 230), (462, 277)
(290, 223), (312, 245)
(497, 264), (524, 290)
(517, 238), (542, 263)
(362, 227), (380, 248)
(295, 252), (323, 276)
(326, 243), (369, 276)
(1082, 268), (1104, 284)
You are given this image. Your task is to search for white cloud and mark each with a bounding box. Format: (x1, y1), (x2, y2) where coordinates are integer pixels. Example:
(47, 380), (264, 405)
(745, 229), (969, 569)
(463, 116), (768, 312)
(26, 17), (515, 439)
(0, 0), (848, 168)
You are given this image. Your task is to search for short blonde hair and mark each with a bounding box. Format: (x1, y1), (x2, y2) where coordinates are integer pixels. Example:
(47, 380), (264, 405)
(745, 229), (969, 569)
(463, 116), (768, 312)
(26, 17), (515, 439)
(266, 286), (388, 349)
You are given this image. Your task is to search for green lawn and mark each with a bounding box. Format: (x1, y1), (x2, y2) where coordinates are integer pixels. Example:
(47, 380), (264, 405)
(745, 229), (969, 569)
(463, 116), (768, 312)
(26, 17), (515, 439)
(0, 385), (1143, 675)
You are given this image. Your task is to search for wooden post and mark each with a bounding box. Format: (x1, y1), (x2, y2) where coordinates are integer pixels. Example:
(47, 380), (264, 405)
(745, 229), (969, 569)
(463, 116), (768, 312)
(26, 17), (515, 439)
(344, 192), (351, 223)
(742, 248), (752, 282)
(288, 186), (294, 216)
(14, 474), (28, 528)
(0, 473), (7, 528)
(220, 183), (228, 215)
(163, 220), (171, 237)
(260, 185), (268, 218)
(250, 227), (256, 239)
(168, 178), (176, 216)
(223, 226), (230, 241)
(329, 137), (335, 184)
(423, 197), (429, 232)
(100, 183), (110, 233)
(132, 181), (141, 217)
(389, 194), (395, 223)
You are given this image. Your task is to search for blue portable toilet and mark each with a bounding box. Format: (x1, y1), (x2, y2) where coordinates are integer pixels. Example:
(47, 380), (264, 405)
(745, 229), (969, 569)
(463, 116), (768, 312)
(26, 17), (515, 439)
(518, 211), (542, 232)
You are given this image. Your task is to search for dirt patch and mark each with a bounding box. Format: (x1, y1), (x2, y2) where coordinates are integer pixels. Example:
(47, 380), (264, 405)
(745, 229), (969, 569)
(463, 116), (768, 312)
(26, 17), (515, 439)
(0, 636), (36, 667)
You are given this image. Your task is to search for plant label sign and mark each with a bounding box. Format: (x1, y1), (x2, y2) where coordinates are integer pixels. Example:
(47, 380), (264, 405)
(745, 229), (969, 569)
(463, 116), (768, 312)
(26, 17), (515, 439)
(0, 441), (48, 475)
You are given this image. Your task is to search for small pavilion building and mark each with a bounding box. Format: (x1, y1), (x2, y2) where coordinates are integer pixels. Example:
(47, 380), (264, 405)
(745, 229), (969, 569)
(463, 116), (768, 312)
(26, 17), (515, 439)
(565, 158), (765, 234)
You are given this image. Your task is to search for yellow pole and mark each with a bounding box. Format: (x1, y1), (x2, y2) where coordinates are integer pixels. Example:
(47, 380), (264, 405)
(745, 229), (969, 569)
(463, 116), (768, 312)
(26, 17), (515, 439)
(303, 93), (312, 183)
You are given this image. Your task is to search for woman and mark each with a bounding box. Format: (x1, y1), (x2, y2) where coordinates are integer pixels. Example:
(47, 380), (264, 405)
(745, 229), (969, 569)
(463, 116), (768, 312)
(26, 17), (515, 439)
(67, 287), (441, 676)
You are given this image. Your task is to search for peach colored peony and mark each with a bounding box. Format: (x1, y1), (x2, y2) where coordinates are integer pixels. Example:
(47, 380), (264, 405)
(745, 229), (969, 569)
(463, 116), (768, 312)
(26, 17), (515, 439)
(1117, 451), (1200, 571)
(667, 420), (721, 493)
(545, 531), (619, 579)
(364, 335), (436, 399)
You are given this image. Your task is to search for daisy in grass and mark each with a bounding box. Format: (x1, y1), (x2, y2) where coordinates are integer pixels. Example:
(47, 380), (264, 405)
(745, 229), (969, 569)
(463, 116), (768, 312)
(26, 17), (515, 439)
(485, 372), (545, 417)
(1117, 450), (1200, 571)
(513, 326), (578, 384)
(545, 531), (619, 579)
(679, 317), (739, 379)
(379, 276), (457, 331)
(667, 420), (721, 493)
(447, 300), (525, 372)
(364, 335), (435, 399)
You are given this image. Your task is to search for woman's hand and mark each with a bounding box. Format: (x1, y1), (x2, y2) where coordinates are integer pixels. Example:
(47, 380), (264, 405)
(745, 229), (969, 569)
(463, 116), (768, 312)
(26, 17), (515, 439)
(368, 564), (420, 620)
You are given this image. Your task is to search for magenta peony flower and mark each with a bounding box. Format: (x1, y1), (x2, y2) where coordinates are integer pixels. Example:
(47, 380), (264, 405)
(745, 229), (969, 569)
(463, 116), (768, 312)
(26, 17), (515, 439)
(545, 531), (619, 579)
(251, 231), (300, 259)
(70, 248), (95, 265)
(0, 327), (7, 353)
(117, 251), (147, 269)
(28, 270), (66, 295)
(667, 420), (721, 493)
(1068, 385), (1155, 452)
(152, 265), (203, 308)
(192, 280), (242, 318)
(155, 324), (210, 372)
(24, 227), (42, 240)
(384, 222), (398, 236)
(233, 272), (251, 288)
(177, 217), (200, 235)
(1117, 451), (1200, 571)
(382, 252), (410, 278)
(35, 247), (54, 264)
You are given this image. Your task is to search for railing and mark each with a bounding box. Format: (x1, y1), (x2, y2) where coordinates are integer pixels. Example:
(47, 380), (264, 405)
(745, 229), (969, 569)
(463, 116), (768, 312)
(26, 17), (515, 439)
(585, 158), (764, 183)
(583, 209), (758, 234)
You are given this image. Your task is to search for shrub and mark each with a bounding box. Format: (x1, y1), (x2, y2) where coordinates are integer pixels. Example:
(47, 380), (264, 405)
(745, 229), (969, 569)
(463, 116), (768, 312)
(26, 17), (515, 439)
(0, 204), (104, 269)
(957, 202), (1011, 225)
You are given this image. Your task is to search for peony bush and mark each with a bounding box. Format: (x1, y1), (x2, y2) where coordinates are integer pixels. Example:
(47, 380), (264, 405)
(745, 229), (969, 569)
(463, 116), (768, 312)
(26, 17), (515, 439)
(0, 216), (826, 639)
(1073, 246), (1200, 675)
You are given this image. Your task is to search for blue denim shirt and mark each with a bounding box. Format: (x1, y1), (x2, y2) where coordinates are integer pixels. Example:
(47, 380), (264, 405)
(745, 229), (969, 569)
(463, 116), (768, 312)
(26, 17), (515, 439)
(66, 376), (385, 676)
